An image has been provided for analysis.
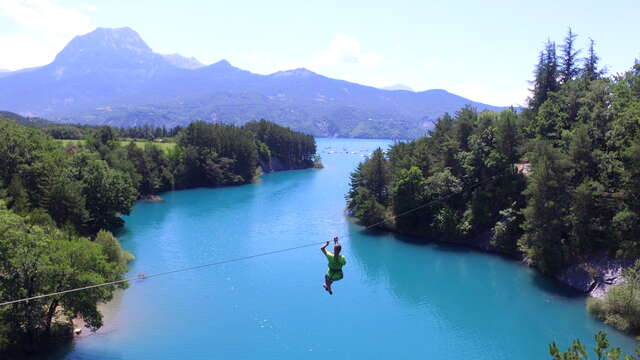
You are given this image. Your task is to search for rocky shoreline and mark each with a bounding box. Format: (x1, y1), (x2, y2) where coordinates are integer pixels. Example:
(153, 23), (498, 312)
(557, 256), (631, 298)
(143, 195), (164, 203)
(376, 223), (627, 299)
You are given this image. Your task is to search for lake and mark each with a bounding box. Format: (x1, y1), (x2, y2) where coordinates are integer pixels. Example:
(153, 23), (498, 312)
(49, 138), (636, 360)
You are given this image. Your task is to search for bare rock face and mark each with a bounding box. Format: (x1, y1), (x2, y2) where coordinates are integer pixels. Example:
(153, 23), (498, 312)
(144, 195), (165, 203)
(557, 256), (632, 298)
(557, 265), (596, 293)
(590, 266), (626, 298)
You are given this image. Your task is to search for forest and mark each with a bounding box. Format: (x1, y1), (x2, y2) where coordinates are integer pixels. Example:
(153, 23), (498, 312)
(347, 29), (640, 334)
(0, 118), (317, 355)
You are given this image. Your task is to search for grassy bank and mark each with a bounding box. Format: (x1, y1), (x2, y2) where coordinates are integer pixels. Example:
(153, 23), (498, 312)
(56, 138), (176, 152)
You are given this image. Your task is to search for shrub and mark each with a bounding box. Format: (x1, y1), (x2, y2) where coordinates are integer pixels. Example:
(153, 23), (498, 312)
(586, 297), (607, 320)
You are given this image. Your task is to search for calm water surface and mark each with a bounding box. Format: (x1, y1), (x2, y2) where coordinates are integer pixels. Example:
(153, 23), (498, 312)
(50, 138), (636, 359)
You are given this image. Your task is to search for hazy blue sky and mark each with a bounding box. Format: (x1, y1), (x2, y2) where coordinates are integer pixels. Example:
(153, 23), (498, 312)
(1, 0), (638, 105)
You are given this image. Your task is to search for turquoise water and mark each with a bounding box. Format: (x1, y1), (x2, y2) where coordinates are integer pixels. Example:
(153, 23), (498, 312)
(49, 138), (636, 360)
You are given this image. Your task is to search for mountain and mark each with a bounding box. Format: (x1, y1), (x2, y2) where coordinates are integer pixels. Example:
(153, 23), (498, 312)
(0, 27), (505, 139)
(0, 66), (42, 79)
(162, 53), (204, 69)
(382, 84), (413, 91)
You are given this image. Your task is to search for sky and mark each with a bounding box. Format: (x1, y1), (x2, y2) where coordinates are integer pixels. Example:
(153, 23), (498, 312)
(0, 0), (638, 106)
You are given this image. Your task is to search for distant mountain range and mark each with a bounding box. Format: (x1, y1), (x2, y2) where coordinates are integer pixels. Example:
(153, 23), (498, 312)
(0, 27), (505, 138)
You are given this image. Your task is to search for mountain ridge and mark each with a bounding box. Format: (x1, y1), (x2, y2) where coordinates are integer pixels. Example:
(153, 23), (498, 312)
(162, 53), (204, 69)
(0, 27), (506, 138)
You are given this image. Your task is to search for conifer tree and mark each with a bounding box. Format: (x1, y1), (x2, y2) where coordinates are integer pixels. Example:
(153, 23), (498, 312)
(530, 50), (548, 111)
(560, 28), (581, 84)
(365, 148), (390, 204)
(519, 141), (570, 274)
(530, 41), (559, 112)
(583, 38), (601, 80)
(544, 40), (560, 93)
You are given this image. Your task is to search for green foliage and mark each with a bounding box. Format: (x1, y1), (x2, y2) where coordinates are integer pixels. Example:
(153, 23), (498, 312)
(559, 28), (581, 84)
(347, 34), (640, 286)
(0, 111), (53, 127)
(583, 39), (602, 81)
(495, 109), (522, 164)
(567, 125), (597, 185)
(346, 151), (390, 228)
(0, 208), (127, 354)
(176, 121), (258, 186)
(95, 230), (134, 265)
(243, 119), (317, 169)
(350, 187), (386, 227)
(550, 332), (640, 360)
(0, 119), (58, 188)
(0, 116), (316, 233)
(533, 92), (569, 140)
(348, 106), (525, 245)
(549, 339), (588, 360)
(80, 160), (137, 231)
(623, 143), (640, 212)
(530, 40), (560, 112)
(0, 116), (317, 355)
(44, 176), (90, 230)
(569, 181), (608, 255)
(391, 166), (427, 231)
(363, 149), (390, 204)
(491, 204), (524, 253)
(125, 142), (174, 195)
(587, 261), (640, 333)
(612, 208), (640, 257)
(6, 175), (29, 214)
(519, 141), (571, 273)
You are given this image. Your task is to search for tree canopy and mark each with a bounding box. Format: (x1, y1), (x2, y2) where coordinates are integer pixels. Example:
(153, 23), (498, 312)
(346, 31), (640, 334)
(0, 116), (317, 355)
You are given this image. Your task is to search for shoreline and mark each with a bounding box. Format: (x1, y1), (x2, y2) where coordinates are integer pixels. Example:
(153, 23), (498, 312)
(366, 222), (625, 299)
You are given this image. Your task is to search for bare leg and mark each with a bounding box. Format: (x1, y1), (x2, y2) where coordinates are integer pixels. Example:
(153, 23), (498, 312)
(323, 276), (333, 295)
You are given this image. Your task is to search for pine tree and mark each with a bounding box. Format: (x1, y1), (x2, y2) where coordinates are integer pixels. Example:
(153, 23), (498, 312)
(530, 50), (548, 111)
(495, 109), (521, 164)
(529, 41), (559, 112)
(365, 148), (390, 204)
(560, 28), (580, 84)
(544, 40), (560, 93)
(519, 141), (571, 274)
(583, 38), (600, 80)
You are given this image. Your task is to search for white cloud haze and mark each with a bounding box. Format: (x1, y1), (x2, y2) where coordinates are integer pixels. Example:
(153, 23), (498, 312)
(310, 33), (382, 69)
(234, 33), (383, 76)
(0, 0), (94, 69)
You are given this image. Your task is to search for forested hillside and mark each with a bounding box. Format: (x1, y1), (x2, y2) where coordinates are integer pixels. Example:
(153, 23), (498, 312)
(0, 111), (54, 127)
(244, 119), (317, 170)
(0, 117), (316, 355)
(346, 30), (640, 333)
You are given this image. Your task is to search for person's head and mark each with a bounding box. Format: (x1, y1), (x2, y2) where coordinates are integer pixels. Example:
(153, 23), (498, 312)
(334, 244), (341, 255)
